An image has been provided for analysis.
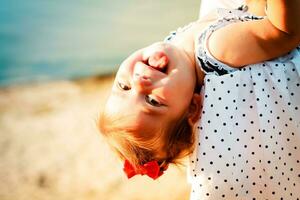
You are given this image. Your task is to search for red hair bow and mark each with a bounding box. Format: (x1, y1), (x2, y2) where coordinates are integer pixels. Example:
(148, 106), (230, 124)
(123, 160), (164, 180)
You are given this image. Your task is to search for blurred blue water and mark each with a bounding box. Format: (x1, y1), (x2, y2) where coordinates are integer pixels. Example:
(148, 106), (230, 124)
(0, 0), (199, 86)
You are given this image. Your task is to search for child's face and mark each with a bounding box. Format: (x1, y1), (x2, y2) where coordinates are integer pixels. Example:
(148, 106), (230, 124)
(105, 42), (197, 136)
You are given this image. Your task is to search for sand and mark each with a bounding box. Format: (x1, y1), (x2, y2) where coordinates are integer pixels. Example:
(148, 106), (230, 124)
(0, 76), (190, 200)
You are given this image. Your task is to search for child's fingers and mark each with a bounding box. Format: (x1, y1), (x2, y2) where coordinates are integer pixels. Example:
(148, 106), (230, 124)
(148, 51), (169, 70)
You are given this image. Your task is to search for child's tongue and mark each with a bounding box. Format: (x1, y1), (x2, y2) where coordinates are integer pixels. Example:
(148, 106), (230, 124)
(148, 51), (169, 73)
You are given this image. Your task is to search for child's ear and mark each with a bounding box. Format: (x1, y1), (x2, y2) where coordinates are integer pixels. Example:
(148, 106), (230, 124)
(187, 93), (202, 126)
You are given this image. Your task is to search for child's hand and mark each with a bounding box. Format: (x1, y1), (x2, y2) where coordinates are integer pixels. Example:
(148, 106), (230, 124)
(148, 51), (169, 70)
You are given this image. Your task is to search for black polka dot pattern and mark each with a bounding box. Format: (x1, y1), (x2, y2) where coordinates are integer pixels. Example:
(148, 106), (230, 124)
(189, 8), (300, 200)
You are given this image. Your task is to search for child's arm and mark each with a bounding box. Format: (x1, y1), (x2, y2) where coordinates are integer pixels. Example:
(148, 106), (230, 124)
(208, 0), (300, 67)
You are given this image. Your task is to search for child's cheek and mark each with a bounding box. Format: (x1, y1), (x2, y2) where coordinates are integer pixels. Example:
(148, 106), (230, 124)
(152, 86), (172, 101)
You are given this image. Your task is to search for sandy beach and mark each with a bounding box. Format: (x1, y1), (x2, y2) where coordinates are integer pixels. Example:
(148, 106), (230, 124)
(0, 76), (190, 200)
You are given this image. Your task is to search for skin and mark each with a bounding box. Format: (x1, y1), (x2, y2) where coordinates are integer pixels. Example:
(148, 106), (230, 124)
(105, 42), (201, 140)
(168, 0), (300, 68)
(209, 0), (300, 67)
(104, 0), (300, 150)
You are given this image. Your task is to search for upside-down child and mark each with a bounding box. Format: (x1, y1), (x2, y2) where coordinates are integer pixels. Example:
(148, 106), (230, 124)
(99, 0), (300, 198)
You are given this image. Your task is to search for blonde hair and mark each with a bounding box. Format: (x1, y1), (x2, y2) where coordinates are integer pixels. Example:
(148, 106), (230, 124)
(98, 107), (196, 171)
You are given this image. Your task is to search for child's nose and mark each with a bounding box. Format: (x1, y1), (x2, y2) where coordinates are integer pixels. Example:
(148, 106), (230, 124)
(133, 73), (152, 93)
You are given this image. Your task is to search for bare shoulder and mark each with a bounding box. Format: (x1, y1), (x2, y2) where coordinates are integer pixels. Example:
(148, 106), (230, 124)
(208, 18), (300, 67)
(191, 11), (219, 38)
(199, 10), (219, 23)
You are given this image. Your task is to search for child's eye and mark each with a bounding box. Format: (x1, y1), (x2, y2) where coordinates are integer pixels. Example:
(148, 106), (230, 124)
(145, 95), (162, 107)
(118, 82), (131, 90)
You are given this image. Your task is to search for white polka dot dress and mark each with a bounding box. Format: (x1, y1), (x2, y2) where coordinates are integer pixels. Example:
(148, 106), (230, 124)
(188, 8), (300, 200)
